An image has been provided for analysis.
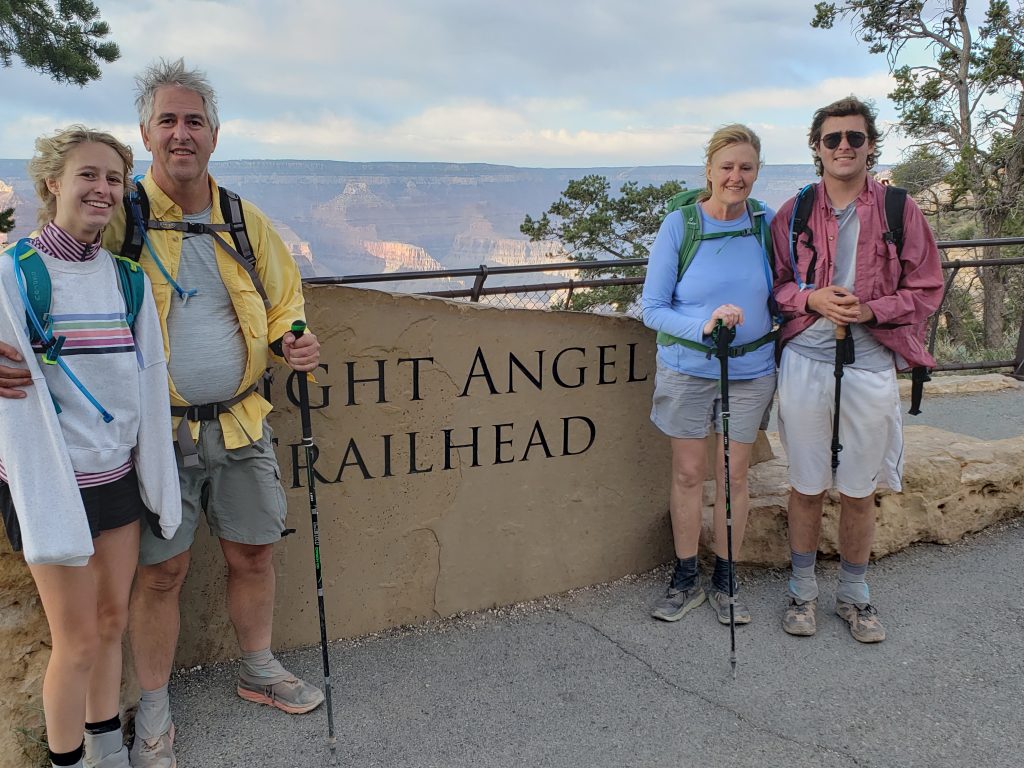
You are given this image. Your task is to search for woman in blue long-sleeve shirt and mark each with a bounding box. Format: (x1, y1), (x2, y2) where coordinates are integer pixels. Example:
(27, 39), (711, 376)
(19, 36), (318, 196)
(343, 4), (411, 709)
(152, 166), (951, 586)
(641, 124), (776, 626)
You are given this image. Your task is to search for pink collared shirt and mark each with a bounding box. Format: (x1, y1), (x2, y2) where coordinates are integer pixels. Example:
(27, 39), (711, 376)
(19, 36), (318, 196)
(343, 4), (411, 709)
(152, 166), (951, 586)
(770, 175), (943, 369)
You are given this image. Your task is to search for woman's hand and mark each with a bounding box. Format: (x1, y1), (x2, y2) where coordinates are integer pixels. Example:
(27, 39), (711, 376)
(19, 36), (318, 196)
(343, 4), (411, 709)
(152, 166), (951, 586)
(702, 304), (744, 336)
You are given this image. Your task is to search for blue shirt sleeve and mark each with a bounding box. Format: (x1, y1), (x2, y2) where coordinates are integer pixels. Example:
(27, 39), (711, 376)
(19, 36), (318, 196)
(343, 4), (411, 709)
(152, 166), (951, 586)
(640, 211), (709, 343)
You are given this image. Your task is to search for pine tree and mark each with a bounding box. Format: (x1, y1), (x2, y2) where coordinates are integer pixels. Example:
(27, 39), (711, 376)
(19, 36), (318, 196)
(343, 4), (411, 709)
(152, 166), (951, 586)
(1, 0), (119, 85)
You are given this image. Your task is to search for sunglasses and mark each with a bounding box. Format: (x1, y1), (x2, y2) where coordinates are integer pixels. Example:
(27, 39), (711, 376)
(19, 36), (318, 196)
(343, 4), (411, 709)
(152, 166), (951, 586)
(821, 131), (868, 150)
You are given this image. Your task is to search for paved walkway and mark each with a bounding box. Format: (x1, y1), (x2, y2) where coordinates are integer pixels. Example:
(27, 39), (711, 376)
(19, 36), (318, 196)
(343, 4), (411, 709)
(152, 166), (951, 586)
(165, 386), (1024, 768)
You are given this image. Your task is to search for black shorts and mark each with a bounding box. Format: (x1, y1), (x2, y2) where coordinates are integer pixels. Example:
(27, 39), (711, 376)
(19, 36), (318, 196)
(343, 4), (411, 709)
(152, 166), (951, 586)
(1, 468), (145, 553)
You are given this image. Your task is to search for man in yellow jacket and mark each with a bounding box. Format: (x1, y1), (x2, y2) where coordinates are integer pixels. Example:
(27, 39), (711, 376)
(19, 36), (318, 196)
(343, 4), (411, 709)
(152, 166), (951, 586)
(0, 58), (324, 768)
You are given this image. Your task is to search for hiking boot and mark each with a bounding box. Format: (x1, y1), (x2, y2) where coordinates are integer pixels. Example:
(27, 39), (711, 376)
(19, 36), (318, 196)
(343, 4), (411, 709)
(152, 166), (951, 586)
(835, 600), (886, 643)
(84, 728), (129, 768)
(709, 589), (752, 625)
(128, 723), (175, 768)
(650, 583), (706, 622)
(782, 597), (817, 636)
(237, 674), (325, 714)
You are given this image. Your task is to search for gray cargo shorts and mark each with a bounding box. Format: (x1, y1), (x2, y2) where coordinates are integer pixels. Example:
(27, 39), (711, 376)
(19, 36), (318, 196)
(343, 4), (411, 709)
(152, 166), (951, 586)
(650, 362), (776, 444)
(139, 419), (288, 566)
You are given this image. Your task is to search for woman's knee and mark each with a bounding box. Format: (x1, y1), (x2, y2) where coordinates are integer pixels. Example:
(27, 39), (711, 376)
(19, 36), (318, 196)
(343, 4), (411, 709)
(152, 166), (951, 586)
(50, 626), (101, 673)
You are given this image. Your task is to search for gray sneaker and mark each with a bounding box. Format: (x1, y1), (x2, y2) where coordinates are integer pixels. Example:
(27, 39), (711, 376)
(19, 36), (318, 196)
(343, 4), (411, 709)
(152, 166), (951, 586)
(128, 723), (175, 768)
(782, 597), (817, 636)
(835, 600), (886, 643)
(237, 674), (325, 714)
(709, 589), (752, 625)
(85, 728), (129, 768)
(651, 583), (706, 622)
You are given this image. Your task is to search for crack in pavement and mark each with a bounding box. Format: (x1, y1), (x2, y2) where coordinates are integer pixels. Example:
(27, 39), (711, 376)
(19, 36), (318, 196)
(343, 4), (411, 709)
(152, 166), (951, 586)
(556, 606), (874, 768)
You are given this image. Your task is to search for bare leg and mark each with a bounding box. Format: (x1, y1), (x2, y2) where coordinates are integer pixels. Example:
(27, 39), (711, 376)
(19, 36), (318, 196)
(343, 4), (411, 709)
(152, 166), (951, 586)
(28, 561), (100, 753)
(220, 541), (276, 652)
(85, 522), (139, 722)
(712, 437), (754, 560)
(787, 489), (826, 555)
(129, 550), (190, 691)
(838, 493), (876, 564)
(667, 438), (708, 559)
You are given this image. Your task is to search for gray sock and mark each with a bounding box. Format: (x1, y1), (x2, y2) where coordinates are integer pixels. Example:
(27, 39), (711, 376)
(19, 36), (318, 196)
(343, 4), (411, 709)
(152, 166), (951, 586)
(135, 685), (172, 741)
(83, 728), (126, 766)
(788, 549), (819, 601)
(239, 647), (290, 685)
(836, 559), (870, 604)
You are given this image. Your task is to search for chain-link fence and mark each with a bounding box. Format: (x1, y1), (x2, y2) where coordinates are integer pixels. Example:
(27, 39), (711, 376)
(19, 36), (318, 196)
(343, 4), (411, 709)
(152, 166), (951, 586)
(306, 238), (1024, 376)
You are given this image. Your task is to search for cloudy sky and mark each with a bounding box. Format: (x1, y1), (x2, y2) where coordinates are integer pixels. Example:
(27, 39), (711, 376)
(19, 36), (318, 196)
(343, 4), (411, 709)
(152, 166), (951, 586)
(2, 0), (921, 167)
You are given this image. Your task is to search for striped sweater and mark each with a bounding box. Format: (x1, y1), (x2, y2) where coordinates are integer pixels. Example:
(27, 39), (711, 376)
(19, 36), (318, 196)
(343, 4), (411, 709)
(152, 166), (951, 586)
(0, 227), (180, 565)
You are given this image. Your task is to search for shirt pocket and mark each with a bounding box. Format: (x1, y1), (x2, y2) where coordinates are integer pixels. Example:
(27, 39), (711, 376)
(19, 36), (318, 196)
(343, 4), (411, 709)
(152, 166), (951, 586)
(871, 239), (901, 296)
(237, 285), (269, 340)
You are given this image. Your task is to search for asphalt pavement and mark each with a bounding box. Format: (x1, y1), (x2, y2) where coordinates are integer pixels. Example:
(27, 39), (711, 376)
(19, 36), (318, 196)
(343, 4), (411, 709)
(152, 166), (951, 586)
(165, 387), (1024, 768)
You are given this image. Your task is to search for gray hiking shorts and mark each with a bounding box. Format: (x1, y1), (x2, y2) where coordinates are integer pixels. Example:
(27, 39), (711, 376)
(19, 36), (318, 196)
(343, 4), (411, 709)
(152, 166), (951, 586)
(139, 419), (288, 565)
(651, 363), (776, 444)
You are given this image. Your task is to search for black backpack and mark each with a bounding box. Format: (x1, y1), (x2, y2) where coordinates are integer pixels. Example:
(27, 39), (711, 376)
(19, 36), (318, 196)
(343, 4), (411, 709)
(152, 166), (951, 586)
(120, 181), (270, 306)
(789, 183), (930, 415)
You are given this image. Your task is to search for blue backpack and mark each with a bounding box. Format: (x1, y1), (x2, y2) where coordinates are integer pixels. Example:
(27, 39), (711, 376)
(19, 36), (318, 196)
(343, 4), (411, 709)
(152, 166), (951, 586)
(6, 238), (146, 421)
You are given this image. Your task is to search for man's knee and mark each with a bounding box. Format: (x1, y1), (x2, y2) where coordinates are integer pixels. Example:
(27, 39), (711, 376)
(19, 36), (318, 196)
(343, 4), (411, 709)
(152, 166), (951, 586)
(223, 541), (275, 578)
(136, 552), (191, 596)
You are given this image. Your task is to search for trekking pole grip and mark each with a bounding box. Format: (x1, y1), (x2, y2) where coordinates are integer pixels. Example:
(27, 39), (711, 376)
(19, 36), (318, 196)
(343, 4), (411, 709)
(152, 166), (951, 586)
(713, 319), (735, 360)
(290, 320), (313, 442)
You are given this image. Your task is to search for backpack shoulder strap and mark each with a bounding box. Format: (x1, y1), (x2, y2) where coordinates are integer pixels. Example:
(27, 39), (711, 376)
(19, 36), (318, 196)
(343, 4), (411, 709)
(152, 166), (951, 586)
(675, 203), (703, 281)
(213, 187), (269, 307)
(218, 186), (256, 270)
(883, 185), (907, 256)
(120, 182), (149, 262)
(112, 255), (147, 331)
(10, 239), (51, 345)
(788, 184), (818, 290)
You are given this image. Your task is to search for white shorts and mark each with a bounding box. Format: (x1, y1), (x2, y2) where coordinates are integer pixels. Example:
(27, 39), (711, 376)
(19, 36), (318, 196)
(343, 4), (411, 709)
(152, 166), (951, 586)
(777, 346), (903, 497)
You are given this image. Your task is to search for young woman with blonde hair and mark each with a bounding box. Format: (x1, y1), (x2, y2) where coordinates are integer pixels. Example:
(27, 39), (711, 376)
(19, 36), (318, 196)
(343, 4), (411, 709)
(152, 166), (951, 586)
(0, 126), (179, 768)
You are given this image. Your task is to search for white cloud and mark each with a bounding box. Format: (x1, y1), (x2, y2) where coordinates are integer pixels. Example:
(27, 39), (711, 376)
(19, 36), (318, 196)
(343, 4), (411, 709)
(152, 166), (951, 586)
(0, 1), (917, 166)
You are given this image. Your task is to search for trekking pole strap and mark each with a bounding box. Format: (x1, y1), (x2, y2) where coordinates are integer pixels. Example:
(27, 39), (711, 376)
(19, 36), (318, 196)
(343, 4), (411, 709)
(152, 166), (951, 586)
(908, 366), (931, 416)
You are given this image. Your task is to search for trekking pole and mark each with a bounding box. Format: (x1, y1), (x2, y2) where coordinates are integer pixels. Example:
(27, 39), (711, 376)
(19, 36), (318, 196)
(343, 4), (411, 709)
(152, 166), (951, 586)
(831, 324), (847, 485)
(712, 319), (738, 680)
(290, 320), (337, 755)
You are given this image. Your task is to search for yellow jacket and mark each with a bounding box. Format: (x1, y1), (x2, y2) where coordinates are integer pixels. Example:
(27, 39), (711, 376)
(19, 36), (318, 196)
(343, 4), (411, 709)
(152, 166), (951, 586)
(103, 171), (306, 449)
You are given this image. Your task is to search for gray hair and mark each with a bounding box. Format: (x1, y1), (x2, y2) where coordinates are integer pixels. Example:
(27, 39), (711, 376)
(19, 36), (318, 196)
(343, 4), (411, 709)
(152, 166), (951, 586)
(135, 58), (220, 132)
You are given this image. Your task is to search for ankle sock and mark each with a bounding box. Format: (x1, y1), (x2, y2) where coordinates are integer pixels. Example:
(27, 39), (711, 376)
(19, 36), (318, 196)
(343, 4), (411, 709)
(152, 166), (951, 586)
(788, 549), (819, 601)
(135, 685), (172, 741)
(837, 558), (870, 604)
(49, 740), (84, 767)
(239, 647), (290, 685)
(669, 555), (699, 592)
(711, 556), (736, 594)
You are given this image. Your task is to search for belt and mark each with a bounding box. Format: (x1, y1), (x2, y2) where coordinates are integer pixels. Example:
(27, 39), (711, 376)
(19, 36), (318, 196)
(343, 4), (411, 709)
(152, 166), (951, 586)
(171, 384), (259, 468)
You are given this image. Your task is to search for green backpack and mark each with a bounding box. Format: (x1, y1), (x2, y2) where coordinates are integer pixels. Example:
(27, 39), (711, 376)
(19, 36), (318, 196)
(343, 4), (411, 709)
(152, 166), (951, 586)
(655, 189), (779, 357)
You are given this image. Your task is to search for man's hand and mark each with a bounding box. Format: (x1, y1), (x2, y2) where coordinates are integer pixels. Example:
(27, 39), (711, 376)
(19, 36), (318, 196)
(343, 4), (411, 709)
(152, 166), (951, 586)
(0, 342), (32, 399)
(282, 330), (320, 372)
(806, 285), (861, 326)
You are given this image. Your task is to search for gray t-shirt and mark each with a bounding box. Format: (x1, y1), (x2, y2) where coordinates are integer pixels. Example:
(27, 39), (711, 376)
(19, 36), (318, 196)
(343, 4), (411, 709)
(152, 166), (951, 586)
(788, 201), (893, 371)
(166, 206), (249, 403)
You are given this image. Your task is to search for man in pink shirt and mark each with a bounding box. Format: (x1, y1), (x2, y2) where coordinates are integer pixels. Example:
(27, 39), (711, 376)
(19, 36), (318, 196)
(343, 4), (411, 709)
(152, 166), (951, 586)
(770, 96), (942, 643)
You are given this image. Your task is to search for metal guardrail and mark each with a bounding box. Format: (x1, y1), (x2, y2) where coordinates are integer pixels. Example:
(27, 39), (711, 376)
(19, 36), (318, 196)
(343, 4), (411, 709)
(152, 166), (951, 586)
(304, 237), (1024, 377)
